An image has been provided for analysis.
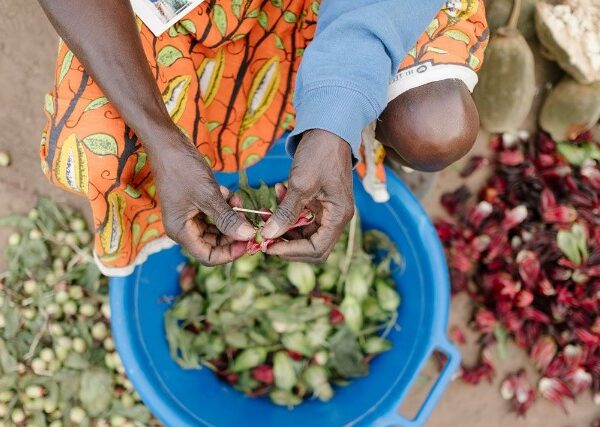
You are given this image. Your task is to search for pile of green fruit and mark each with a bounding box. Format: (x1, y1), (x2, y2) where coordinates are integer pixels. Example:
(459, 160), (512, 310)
(165, 182), (402, 407)
(0, 199), (156, 427)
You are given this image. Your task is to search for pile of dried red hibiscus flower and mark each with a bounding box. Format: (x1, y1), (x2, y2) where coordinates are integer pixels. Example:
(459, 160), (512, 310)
(435, 131), (600, 416)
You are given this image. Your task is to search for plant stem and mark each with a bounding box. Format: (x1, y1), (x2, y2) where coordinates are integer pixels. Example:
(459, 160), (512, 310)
(233, 207), (272, 216)
(507, 0), (522, 30)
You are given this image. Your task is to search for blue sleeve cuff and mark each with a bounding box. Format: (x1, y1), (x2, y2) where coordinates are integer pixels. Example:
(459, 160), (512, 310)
(286, 83), (381, 163)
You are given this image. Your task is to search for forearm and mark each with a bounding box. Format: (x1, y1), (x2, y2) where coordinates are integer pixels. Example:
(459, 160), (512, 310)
(38, 0), (176, 152)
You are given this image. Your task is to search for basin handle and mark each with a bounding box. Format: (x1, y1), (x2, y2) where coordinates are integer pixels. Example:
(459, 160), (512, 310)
(381, 337), (461, 427)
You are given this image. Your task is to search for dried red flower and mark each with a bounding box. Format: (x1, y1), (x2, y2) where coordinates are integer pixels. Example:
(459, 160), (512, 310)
(538, 377), (574, 411)
(500, 369), (536, 416)
(450, 325), (467, 345)
(251, 364), (274, 384)
(434, 132), (600, 415)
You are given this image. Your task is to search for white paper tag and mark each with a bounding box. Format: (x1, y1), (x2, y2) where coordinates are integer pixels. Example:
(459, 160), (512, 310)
(130, 0), (206, 36)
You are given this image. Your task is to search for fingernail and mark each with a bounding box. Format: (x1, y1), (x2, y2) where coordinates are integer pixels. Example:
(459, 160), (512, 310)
(232, 241), (247, 258)
(238, 223), (255, 240)
(261, 220), (280, 239)
(230, 195), (242, 208)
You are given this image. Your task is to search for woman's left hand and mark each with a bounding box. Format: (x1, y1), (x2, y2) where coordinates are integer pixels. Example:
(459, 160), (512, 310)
(261, 129), (355, 262)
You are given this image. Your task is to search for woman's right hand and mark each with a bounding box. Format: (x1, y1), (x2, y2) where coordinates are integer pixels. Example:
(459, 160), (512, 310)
(147, 127), (255, 265)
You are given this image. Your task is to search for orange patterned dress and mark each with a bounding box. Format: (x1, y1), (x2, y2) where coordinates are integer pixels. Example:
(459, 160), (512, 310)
(40, 0), (488, 275)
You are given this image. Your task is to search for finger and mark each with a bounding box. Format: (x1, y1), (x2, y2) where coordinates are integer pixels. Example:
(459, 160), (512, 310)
(262, 184), (309, 240)
(229, 195), (243, 208)
(283, 221), (318, 240)
(266, 222), (338, 262)
(178, 220), (247, 265)
(266, 200), (349, 260)
(203, 230), (236, 246)
(275, 183), (287, 203)
(219, 185), (231, 199)
(201, 187), (255, 241)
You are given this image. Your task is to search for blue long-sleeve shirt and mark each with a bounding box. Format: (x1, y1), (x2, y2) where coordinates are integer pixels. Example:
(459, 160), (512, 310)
(287, 0), (445, 160)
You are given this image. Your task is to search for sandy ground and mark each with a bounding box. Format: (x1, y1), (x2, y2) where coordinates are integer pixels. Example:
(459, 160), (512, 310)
(0, 1), (598, 426)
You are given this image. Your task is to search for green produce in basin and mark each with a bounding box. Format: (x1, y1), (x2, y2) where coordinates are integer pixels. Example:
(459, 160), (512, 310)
(164, 180), (402, 407)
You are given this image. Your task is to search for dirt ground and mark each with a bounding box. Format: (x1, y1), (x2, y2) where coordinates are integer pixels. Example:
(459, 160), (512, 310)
(0, 1), (598, 426)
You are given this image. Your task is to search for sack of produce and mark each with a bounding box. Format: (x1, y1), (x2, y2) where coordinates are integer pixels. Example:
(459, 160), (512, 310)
(539, 77), (600, 141)
(474, 0), (536, 133)
(485, 0), (537, 39)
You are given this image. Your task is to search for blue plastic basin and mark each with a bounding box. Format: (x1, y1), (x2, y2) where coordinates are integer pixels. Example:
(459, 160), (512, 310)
(109, 137), (460, 427)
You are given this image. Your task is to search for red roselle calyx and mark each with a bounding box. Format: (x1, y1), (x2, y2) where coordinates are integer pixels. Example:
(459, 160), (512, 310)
(436, 132), (600, 415)
(500, 369), (536, 416)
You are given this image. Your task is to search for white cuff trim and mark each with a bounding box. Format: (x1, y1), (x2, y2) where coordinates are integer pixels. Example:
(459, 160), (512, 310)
(388, 62), (478, 102)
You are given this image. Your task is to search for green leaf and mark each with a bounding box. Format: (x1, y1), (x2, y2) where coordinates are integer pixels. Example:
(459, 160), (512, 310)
(44, 94), (55, 115)
(425, 18), (439, 37)
(57, 370), (80, 401)
(84, 97), (108, 112)
(310, 1), (319, 15)
(494, 324), (508, 360)
(232, 0), (243, 18)
(64, 352), (89, 370)
(271, 0), (283, 8)
(283, 11), (297, 23)
(124, 185), (141, 199)
(241, 135), (259, 150)
(583, 142), (600, 162)
(273, 352), (297, 390)
(82, 133), (118, 156)
(244, 153), (261, 167)
(177, 19), (196, 34)
(0, 339), (17, 374)
(445, 29), (471, 44)
(206, 121), (221, 132)
(2, 302), (20, 340)
(58, 50), (74, 84)
(157, 46), (183, 67)
(274, 34), (285, 50)
(147, 213), (159, 223)
(557, 142), (587, 166)
(168, 26), (179, 37)
(246, 8), (259, 18)
(557, 229), (581, 265)
(468, 54), (480, 69)
(141, 228), (159, 243)
(134, 152), (147, 174)
(426, 46), (448, 54)
(212, 4), (228, 36)
(258, 10), (269, 29)
(132, 223), (141, 245)
(571, 223), (589, 262)
(329, 327), (368, 377)
(79, 369), (113, 416)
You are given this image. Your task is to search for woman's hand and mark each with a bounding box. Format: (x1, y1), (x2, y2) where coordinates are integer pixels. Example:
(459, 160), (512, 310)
(148, 127), (255, 265)
(262, 129), (355, 262)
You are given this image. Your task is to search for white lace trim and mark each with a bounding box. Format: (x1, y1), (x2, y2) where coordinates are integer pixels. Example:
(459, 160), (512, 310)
(94, 236), (177, 277)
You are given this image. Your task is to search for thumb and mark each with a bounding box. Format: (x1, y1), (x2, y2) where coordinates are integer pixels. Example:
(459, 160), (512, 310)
(262, 184), (308, 239)
(203, 188), (255, 241)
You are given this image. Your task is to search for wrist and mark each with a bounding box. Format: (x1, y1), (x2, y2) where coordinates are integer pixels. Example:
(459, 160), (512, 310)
(299, 129), (352, 162)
